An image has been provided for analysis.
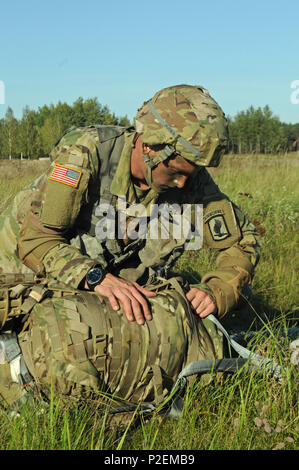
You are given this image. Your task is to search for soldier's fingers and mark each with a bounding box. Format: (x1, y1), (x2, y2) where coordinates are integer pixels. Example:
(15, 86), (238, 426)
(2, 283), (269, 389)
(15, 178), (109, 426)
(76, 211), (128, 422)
(190, 297), (203, 311)
(105, 288), (139, 323)
(95, 284), (151, 324)
(124, 285), (152, 321)
(186, 288), (206, 302)
(186, 287), (207, 307)
(118, 295), (135, 322)
(101, 276), (156, 299)
(197, 293), (211, 307)
(130, 297), (147, 325)
(114, 289), (148, 325)
(95, 286), (120, 311)
(133, 282), (157, 297)
(195, 296), (216, 317)
(196, 303), (216, 318)
(108, 295), (121, 311)
(122, 294), (147, 325)
(132, 295), (152, 323)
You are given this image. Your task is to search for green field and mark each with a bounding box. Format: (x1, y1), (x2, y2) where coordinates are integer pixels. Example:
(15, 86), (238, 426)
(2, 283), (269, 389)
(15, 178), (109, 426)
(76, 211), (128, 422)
(0, 154), (298, 450)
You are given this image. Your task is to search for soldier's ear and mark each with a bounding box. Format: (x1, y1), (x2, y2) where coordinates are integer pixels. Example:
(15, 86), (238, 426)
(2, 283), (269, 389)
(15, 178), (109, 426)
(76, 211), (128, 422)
(142, 143), (151, 154)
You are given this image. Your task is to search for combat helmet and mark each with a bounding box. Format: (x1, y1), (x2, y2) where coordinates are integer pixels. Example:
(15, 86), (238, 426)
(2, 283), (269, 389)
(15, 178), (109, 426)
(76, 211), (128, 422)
(134, 84), (229, 187)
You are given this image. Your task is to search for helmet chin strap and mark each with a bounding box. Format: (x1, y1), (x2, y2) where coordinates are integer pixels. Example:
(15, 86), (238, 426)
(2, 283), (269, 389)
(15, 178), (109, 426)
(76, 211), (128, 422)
(141, 99), (203, 190)
(142, 145), (175, 189)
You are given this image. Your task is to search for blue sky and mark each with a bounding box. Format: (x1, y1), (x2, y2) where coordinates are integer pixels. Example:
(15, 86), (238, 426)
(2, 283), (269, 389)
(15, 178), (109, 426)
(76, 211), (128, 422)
(0, 0), (298, 123)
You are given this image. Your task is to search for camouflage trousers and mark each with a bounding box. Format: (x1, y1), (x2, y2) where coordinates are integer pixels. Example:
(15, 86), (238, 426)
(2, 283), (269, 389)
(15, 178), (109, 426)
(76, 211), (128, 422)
(0, 278), (224, 411)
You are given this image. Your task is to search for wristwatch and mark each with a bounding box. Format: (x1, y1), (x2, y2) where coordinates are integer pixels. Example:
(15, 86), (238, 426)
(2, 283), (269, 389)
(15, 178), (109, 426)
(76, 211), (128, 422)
(86, 265), (106, 291)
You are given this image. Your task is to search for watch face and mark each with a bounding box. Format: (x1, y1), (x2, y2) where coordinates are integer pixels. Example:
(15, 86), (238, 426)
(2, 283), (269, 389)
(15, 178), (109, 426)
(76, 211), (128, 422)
(87, 267), (104, 286)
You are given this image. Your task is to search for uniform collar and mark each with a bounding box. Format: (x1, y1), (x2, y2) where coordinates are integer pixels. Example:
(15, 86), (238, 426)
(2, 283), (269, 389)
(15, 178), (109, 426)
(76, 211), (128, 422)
(110, 130), (159, 208)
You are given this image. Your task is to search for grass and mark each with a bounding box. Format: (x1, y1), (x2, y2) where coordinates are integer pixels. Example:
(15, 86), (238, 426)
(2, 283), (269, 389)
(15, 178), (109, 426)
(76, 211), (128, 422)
(0, 159), (49, 212)
(0, 154), (298, 451)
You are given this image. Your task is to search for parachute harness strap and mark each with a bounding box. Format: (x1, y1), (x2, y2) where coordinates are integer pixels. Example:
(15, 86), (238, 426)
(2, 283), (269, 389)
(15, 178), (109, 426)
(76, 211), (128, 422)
(166, 314), (283, 419)
(207, 314), (282, 378)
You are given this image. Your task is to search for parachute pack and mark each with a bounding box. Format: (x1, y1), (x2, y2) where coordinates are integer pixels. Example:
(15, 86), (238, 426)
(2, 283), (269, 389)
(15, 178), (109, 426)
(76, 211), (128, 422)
(0, 273), (283, 418)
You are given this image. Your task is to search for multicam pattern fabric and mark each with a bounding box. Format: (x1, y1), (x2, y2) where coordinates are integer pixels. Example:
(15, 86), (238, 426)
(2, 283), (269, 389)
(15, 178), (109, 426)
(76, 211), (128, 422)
(0, 85), (262, 411)
(0, 122), (261, 317)
(0, 278), (224, 409)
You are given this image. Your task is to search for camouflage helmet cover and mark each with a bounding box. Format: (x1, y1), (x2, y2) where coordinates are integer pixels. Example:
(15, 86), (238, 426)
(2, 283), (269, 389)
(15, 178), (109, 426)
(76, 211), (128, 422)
(134, 84), (229, 167)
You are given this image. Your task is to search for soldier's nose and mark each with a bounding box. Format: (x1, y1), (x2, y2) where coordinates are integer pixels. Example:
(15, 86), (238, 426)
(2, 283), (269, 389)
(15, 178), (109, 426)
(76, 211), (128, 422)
(174, 175), (188, 189)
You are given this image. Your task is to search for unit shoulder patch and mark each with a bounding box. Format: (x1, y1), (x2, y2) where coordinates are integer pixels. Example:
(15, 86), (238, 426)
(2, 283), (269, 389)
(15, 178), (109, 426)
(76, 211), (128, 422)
(49, 164), (82, 188)
(207, 214), (230, 241)
(203, 199), (241, 249)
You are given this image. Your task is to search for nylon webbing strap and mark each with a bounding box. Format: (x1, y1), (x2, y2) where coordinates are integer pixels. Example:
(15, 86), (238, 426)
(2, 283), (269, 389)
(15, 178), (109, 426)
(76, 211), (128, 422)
(0, 273), (36, 286)
(166, 314), (283, 420)
(143, 145), (174, 169)
(116, 335), (140, 399)
(171, 313), (282, 393)
(207, 314), (282, 377)
(21, 285), (49, 314)
(66, 308), (89, 363)
(147, 101), (202, 158)
(151, 364), (166, 404)
(0, 289), (9, 328)
(107, 309), (123, 387)
(167, 358), (249, 420)
(143, 145), (175, 187)
(46, 306), (63, 353)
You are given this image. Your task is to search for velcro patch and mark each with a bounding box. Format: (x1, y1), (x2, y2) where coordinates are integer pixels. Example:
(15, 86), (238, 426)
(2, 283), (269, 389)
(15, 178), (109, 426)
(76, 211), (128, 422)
(49, 164), (81, 188)
(207, 215), (230, 241)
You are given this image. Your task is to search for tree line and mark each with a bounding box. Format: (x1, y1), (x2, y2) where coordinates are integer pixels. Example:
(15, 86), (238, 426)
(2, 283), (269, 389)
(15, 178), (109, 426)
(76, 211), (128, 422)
(227, 105), (299, 154)
(0, 97), (130, 159)
(0, 98), (298, 159)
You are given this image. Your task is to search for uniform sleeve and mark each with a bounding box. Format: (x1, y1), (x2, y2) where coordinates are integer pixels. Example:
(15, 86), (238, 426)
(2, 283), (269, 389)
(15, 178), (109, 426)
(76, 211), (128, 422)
(191, 169), (261, 317)
(200, 206), (261, 317)
(17, 128), (105, 288)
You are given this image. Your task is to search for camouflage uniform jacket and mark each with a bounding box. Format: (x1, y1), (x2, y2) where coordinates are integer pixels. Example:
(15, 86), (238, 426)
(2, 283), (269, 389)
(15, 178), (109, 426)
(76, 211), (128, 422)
(0, 125), (261, 317)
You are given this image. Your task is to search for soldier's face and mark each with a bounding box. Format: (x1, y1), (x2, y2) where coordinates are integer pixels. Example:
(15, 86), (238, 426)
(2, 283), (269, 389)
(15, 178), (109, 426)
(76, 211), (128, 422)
(151, 154), (199, 192)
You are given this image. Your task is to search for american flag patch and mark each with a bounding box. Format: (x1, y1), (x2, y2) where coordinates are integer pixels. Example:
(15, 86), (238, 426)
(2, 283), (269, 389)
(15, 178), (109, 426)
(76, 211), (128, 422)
(49, 164), (81, 188)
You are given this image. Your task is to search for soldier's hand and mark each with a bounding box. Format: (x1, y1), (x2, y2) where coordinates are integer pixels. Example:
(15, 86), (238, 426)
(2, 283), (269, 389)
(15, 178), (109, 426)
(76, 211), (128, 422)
(186, 287), (217, 318)
(93, 273), (156, 325)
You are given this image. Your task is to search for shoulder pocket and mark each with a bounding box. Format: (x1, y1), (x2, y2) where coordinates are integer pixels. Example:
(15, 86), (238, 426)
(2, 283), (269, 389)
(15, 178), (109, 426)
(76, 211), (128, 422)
(40, 164), (91, 229)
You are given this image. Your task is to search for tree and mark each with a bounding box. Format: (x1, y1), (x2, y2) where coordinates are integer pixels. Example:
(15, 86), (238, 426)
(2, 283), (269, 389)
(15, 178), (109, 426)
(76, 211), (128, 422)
(117, 115), (131, 127)
(18, 106), (39, 158)
(1, 98), (296, 159)
(50, 101), (74, 135)
(39, 116), (63, 155)
(227, 105), (289, 155)
(0, 107), (19, 159)
(72, 97), (86, 127)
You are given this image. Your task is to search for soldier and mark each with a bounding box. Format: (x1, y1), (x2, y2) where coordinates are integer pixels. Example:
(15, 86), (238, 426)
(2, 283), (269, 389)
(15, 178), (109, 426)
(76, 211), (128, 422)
(0, 85), (261, 411)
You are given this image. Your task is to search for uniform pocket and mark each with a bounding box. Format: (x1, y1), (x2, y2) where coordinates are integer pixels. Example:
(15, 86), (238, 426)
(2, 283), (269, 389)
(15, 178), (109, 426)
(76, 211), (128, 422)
(40, 164), (91, 229)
